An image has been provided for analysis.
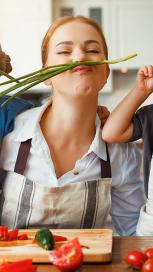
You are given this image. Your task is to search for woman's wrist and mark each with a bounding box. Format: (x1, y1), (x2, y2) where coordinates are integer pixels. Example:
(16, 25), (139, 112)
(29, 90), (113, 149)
(132, 85), (151, 101)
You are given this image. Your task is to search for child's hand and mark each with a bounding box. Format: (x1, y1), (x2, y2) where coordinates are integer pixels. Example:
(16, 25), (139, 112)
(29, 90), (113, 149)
(97, 106), (110, 128)
(0, 49), (12, 73)
(136, 65), (153, 95)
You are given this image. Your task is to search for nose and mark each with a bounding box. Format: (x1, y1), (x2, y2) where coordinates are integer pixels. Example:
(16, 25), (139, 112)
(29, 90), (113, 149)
(72, 47), (86, 62)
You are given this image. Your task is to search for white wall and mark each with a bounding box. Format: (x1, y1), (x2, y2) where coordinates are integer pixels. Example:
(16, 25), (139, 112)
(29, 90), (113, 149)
(0, 0), (52, 90)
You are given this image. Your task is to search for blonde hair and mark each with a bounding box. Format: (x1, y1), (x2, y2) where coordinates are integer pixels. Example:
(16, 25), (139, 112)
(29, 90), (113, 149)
(41, 16), (108, 67)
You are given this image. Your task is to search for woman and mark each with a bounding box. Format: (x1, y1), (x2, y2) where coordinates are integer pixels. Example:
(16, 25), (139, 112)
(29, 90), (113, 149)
(0, 16), (145, 235)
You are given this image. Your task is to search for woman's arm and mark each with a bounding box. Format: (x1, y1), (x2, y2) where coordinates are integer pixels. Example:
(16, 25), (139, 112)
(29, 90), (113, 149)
(102, 65), (153, 143)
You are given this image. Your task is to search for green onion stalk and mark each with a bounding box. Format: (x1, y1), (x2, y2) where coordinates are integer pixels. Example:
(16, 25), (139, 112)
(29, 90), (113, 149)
(0, 53), (137, 106)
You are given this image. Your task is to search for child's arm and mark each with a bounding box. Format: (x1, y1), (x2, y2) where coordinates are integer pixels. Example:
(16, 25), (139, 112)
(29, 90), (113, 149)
(102, 65), (153, 143)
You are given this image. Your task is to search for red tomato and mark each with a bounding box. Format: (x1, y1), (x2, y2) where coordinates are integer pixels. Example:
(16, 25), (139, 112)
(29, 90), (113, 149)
(18, 233), (29, 240)
(142, 259), (153, 272)
(49, 238), (83, 272)
(145, 248), (153, 259)
(53, 235), (67, 242)
(7, 229), (19, 241)
(125, 250), (147, 269)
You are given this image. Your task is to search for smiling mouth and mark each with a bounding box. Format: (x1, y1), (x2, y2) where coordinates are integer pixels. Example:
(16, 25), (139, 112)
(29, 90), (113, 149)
(72, 65), (93, 73)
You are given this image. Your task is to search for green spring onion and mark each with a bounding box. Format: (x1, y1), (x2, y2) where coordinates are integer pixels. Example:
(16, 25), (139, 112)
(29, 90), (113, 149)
(0, 53), (137, 106)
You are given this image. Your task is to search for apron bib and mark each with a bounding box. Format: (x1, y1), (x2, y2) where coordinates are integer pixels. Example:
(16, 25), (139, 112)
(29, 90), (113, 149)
(0, 139), (112, 229)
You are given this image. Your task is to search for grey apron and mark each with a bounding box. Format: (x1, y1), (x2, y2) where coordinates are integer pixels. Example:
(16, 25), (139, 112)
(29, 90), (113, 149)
(0, 139), (112, 229)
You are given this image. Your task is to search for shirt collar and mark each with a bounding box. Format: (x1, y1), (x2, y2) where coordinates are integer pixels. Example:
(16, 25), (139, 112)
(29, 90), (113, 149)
(13, 99), (51, 142)
(82, 114), (107, 161)
(13, 100), (107, 161)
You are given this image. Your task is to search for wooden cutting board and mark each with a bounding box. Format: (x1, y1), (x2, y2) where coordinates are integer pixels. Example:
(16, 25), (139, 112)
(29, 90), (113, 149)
(0, 229), (113, 263)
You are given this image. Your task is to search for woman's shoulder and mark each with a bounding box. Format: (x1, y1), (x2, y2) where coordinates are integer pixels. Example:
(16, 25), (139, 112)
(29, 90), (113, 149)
(15, 99), (51, 123)
(15, 103), (41, 121)
(13, 104), (44, 133)
(3, 104), (44, 142)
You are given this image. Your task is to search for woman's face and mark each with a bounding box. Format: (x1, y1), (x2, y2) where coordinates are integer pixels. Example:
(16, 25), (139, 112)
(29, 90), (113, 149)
(45, 21), (109, 98)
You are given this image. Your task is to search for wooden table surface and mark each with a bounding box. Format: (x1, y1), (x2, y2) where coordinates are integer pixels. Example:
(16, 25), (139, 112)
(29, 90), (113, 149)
(36, 236), (153, 272)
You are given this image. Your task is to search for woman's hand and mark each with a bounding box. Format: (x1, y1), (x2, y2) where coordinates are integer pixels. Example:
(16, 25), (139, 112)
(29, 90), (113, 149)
(136, 65), (153, 95)
(0, 48), (12, 73)
(97, 106), (110, 128)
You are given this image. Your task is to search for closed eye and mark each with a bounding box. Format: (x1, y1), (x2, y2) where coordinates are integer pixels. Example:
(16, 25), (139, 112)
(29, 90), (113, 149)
(86, 50), (100, 54)
(57, 51), (71, 55)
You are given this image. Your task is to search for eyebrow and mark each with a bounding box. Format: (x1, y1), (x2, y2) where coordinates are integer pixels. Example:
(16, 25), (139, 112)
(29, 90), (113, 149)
(56, 40), (100, 47)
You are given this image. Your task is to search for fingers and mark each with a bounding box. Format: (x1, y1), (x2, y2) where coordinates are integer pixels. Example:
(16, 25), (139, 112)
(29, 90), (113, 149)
(5, 54), (12, 73)
(138, 65), (153, 78)
(97, 106), (110, 128)
(148, 65), (153, 77)
(0, 51), (12, 73)
(97, 106), (110, 118)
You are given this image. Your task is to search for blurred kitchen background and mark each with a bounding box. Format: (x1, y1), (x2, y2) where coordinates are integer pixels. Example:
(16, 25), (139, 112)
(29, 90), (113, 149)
(0, 0), (153, 108)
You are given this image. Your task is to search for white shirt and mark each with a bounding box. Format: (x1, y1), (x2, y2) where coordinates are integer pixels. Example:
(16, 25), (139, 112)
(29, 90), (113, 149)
(136, 160), (153, 236)
(0, 101), (145, 235)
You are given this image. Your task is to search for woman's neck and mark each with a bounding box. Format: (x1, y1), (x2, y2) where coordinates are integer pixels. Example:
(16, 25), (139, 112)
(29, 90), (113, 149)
(41, 94), (98, 146)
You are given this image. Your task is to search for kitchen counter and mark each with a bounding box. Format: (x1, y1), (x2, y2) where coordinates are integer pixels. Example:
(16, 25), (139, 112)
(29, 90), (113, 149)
(37, 236), (153, 272)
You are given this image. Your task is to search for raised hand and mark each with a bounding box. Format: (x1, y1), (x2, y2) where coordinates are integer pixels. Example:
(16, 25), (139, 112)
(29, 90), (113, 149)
(136, 65), (153, 95)
(97, 106), (110, 128)
(0, 47), (12, 73)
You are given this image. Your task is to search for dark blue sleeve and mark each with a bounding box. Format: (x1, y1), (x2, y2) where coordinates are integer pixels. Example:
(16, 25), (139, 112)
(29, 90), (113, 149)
(130, 105), (153, 142)
(0, 96), (33, 140)
(130, 104), (153, 197)
(129, 110), (143, 142)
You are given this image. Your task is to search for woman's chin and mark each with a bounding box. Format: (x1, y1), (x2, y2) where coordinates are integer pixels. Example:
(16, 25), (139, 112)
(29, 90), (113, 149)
(74, 84), (94, 96)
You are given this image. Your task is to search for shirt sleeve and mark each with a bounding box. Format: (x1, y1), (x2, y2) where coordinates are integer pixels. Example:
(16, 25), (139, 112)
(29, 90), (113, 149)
(136, 204), (153, 236)
(0, 96), (33, 140)
(109, 142), (146, 236)
(136, 174), (153, 235)
(129, 110), (143, 142)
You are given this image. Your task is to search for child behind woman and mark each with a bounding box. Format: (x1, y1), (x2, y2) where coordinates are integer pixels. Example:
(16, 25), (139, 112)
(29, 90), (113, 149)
(102, 65), (153, 235)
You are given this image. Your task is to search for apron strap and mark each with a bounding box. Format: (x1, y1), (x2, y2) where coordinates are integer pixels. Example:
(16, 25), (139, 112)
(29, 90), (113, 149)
(14, 140), (111, 178)
(14, 139), (31, 175)
(100, 144), (111, 178)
